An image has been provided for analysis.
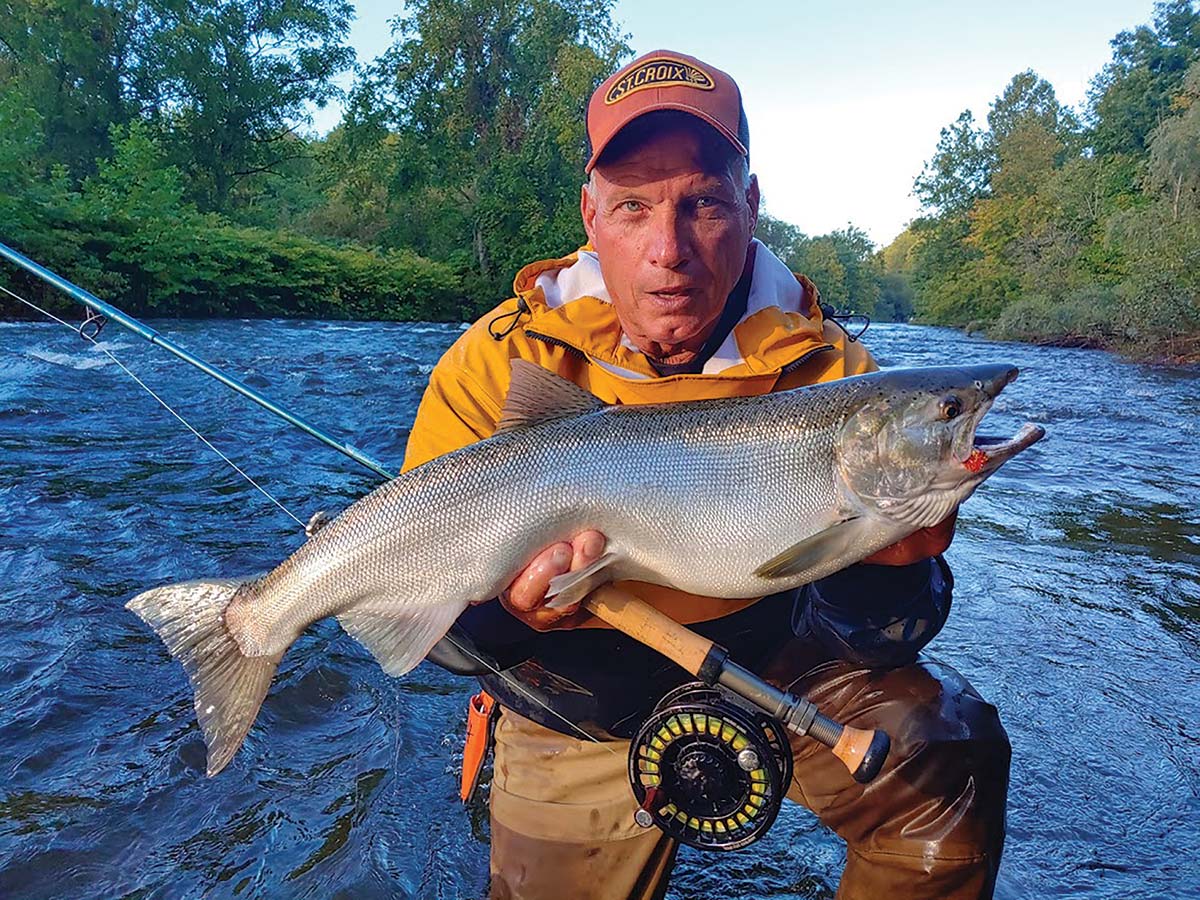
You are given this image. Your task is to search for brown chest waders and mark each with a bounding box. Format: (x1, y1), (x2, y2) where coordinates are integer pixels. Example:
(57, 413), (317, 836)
(461, 585), (890, 853)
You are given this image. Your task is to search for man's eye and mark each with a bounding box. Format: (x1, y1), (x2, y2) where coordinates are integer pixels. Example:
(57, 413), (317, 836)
(619, 200), (644, 212)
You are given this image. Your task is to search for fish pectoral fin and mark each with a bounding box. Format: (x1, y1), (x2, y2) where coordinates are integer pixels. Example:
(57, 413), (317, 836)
(544, 552), (618, 610)
(753, 518), (865, 580)
(337, 601), (466, 677)
(495, 360), (607, 433)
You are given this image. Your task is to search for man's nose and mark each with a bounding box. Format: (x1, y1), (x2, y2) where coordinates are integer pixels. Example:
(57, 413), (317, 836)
(648, 207), (692, 269)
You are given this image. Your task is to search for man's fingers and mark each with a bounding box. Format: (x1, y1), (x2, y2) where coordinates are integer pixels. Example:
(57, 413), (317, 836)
(506, 543), (572, 612)
(501, 531), (609, 630)
(556, 530), (607, 612)
(570, 529), (606, 570)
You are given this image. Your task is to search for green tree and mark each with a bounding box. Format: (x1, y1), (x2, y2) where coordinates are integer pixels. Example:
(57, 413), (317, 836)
(913, 110), (990, 216)
(1089, 0), (1200, 155)
(144, 0), (355, 212)
(827, 226), (880, 316)
(881, 228), (919, 274)
(0, 0), (146, 179)
(754, 210), (803, 262)
(988, 70), (1079, 148)
(792, 238), (848, 308)
(876, 273), (914, 321)
(1147, 61), (1200, 219)
(877, 229), (919, 322)
(343, 0), (629, 299)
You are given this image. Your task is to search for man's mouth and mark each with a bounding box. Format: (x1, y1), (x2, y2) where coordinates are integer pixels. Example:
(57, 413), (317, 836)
(648, 287), (698, 304)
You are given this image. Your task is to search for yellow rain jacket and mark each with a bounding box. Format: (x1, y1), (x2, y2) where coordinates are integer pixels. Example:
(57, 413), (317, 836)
(401, 239), (877, 627)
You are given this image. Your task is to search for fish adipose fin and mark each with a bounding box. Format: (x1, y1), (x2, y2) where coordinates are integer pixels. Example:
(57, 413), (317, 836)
(754, 518), (867, 579)
(544, 552), (618, 609)
(495, 360), (606, 433)
(337, 601), (467, 677)
(126, 578), (282, 777)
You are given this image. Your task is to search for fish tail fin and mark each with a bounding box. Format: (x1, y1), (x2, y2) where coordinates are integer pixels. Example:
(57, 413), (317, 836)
(126, 577), (282, 777)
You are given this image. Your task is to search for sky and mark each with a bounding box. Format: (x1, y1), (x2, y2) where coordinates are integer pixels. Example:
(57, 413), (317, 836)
(310, 0), (1160, 248)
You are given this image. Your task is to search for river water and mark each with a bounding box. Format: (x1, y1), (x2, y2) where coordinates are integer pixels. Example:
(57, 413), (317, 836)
(0, 319), (1197, 899)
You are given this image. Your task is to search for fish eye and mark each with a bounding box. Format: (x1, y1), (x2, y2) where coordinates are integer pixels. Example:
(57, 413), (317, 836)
(939, 395), (962, 420)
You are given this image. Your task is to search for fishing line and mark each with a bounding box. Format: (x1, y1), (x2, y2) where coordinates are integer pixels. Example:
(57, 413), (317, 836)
(6, 283), (613, 750)
(5, 285), (304, 532)
(3, 284), (307, 530)
(440, 632), (619, 755)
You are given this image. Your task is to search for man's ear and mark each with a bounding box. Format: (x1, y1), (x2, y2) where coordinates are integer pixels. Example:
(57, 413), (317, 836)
(746, 173), (761, 235)
(581, 182), (598, 245)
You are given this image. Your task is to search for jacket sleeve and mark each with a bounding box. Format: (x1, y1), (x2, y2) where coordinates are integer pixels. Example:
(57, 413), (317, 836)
(794, 556), (954, 668)
(402, 352), (504, 473)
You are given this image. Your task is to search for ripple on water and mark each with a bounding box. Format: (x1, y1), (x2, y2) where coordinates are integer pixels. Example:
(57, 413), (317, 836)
(1, 320), (1198, 898)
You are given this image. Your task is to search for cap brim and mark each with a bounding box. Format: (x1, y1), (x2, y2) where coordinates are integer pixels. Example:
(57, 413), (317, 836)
(585, 101), (748, 173)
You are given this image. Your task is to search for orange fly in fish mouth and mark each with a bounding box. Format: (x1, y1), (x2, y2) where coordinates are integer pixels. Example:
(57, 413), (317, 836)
(968, 424), (1047, 474)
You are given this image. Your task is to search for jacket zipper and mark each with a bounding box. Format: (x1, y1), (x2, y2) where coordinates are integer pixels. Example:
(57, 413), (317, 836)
(524, 330), (588, 358)
(780, 344), (834, 374)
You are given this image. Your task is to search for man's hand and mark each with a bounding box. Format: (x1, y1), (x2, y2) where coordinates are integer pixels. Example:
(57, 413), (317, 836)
(500, 530), (607, 631)
(862, 511), (957, 566)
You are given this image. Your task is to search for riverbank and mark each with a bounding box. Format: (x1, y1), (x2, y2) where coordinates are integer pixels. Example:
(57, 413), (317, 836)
(6, 304), (1200, 368)
(932, 298), (1200, 368)
(984, 323), (1200, 368)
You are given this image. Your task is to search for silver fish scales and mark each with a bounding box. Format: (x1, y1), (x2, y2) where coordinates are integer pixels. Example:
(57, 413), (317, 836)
(128, 361), (1044, 775)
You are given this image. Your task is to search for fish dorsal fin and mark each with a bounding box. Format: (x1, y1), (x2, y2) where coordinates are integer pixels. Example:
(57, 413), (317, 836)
(753, 517), (866, 580)
(496, 360), (606, 434)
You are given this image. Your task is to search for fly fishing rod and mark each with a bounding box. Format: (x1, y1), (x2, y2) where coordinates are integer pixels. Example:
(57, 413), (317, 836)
(3, 240), (889, 850)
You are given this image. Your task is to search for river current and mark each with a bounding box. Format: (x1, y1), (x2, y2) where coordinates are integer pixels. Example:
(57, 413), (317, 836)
(1, 319), (1197, 899)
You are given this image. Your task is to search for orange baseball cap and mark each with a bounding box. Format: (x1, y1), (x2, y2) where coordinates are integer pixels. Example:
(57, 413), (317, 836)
(585, 50), (749, 173)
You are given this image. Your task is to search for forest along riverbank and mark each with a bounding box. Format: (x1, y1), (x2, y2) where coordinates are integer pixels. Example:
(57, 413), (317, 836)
(0, 320), (1197, 899)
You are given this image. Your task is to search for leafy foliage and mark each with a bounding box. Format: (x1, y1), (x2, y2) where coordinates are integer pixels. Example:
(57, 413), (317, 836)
(755, 215), (888, 318)
(340, 0), (629, 304)
(5, 0), (1197, 362)
(896, 2), (1200, 361)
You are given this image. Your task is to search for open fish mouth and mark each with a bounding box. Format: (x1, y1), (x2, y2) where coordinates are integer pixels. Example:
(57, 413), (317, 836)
(966, 424), (1046, 473)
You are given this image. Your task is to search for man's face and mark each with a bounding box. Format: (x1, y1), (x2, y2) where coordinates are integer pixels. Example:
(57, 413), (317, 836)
(581, 123), (760, 362)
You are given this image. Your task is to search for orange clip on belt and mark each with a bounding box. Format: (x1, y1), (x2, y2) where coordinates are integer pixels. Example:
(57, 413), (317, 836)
(460, 690), (497, 803)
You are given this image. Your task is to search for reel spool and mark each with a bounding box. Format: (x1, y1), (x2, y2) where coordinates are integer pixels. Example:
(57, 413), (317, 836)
(628, 682), (792, 851)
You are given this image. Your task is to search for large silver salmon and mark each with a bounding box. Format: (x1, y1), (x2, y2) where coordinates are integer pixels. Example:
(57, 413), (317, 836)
(128, 361), (1044, 775)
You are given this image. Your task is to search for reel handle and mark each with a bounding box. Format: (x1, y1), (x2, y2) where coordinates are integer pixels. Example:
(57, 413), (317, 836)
(583, 585), (890, 783)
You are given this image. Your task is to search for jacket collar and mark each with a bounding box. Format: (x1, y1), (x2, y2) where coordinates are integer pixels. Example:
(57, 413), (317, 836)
(511, 239), (830, 380)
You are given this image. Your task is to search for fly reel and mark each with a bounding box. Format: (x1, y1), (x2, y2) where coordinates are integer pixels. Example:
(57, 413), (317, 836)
(628, 682), (792, 851)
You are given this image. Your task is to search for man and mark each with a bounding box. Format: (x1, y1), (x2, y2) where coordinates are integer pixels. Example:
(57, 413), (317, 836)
(403, 50), (1009, 900)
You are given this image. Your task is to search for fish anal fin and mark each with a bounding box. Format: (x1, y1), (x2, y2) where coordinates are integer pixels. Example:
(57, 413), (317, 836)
(754, 518), (866, 580)
(337, 602), (465, 677)
(496, 360), (606, 434)
(544, 552), (618, 610)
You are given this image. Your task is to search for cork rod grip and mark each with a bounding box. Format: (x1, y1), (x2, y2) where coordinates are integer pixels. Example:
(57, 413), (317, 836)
(583, 584), (715, 676)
